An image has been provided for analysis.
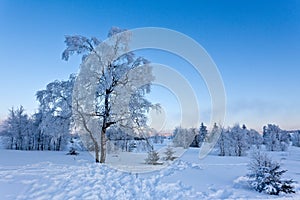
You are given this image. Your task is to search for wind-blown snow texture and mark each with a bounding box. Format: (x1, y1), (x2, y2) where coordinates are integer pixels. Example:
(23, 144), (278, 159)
(0, 148), (299, 199)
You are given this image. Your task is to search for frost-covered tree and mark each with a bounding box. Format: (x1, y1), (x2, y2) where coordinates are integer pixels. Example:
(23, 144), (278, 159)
(1, 106), (32, 150)
(278, 131), (290, 151)
(247, 150), (295, 195)
(263, 124), (290, 151)
(63, 27), (157, 163)
(198, 122), (208, 146)
(35, 75), (75, 151)
(216, 126), (228, 156)
(206, 123), (220, 143)
(292, 131), (300, 147)
(247, 128), (263, 148)
(173, 127), (196, 149)
(229, 124), (249, 156)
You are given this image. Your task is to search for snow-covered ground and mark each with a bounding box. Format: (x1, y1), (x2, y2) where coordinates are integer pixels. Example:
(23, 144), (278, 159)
(0, 147), (299, 199)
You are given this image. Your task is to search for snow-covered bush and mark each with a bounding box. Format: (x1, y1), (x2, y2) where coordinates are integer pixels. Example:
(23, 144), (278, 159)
(247, 150), (295, 195)
(145, 150), (160, 165)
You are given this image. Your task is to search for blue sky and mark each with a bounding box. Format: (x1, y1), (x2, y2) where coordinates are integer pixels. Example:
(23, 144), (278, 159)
(0, 0), (299, 131)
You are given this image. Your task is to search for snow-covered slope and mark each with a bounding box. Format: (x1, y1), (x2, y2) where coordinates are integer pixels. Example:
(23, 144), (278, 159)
(0, 148), (299, 199)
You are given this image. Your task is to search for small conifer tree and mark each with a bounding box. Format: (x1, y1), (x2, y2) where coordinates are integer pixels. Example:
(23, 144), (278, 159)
(164, 146), (176, 161)
(145, 150), (160, 165)
(247, 151), (295, 195)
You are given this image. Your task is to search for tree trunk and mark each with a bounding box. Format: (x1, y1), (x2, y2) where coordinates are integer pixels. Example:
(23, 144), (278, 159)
(99, 90), (110, 163)
(100, 128), (106, 163)
(95, 142), (100, 163)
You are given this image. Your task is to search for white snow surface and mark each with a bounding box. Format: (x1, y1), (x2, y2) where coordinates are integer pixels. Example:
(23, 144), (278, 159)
(0, 147), (299, 199)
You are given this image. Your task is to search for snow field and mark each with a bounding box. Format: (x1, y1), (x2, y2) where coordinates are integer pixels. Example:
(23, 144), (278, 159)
(0, 147), (299, 199)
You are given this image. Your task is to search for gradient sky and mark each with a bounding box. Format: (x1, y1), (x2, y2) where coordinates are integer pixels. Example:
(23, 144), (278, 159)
(0, 0), (299, 131)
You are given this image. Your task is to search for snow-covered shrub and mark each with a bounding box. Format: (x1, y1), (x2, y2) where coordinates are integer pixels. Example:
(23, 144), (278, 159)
(247, 150), (295, 195)
(145, 150), (160, 165)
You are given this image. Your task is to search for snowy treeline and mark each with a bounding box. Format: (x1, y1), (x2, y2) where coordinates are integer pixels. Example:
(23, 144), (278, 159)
(0, 76), (75, 151)
(216, 123), (294, 156)
(171, 123), (298, 157)
(172, 123), (261, 156)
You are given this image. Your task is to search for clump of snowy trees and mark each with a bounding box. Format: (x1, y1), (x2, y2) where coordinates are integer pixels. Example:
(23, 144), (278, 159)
(216, 124), (262, 156)
(0, 75), (75, 151)
(172, 127), (196, 149)
(172, 123), (208, 149)
(214, 123), (293, 156)
(263, 124), (290, 151)
(1, 106), (34, 150)
(246, 150), (295, 195)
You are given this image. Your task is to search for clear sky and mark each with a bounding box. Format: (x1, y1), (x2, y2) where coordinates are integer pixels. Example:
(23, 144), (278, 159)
(0, 0), (299, 131)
